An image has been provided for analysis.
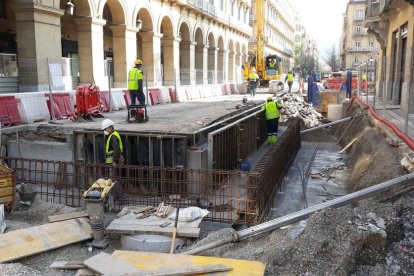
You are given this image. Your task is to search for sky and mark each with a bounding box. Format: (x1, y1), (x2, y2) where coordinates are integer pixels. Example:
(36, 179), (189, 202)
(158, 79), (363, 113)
(290, 0), (348, 61)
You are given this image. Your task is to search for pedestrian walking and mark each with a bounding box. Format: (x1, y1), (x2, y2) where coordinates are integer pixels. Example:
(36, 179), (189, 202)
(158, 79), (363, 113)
(128, 59), (145, 105)
(261, 97), (283, 144)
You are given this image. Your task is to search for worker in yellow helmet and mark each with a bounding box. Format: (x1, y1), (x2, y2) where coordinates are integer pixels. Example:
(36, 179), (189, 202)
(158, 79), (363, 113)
(261, 96), (283, 144)
(128, 59), (144, 105)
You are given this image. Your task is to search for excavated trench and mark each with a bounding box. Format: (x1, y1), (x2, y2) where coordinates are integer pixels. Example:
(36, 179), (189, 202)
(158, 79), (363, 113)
(188, 101), (414, 276)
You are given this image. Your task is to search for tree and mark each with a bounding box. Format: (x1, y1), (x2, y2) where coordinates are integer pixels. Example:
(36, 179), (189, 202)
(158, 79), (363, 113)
(324, 45), (339, 72)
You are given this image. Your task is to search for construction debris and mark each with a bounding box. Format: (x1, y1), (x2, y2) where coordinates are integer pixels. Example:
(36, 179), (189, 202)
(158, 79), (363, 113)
(277, 92), (324, 128)
(311, 165), (347, 180)
(340, 138), (358, 153)
(156, 202), (174, 218)
(49, 260), (85, 270)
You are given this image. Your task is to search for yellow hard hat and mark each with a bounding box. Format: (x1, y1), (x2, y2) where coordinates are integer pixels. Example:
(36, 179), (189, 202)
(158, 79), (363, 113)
(135, 59), (143, 65)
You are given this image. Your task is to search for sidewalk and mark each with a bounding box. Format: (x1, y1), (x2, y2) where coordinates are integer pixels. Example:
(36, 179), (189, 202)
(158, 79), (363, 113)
(362, 95), (414, 142)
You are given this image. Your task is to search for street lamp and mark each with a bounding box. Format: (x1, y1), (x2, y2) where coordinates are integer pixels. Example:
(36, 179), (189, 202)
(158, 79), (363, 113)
(65, 0), (75, 16)
(136, 18), (142, 29)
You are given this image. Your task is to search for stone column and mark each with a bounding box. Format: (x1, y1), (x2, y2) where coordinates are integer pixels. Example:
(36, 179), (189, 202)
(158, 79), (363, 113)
(162, 37), (180, 86)
(189, 42), (197, 85)
(12, 3), (64, 92)
(109, 25), (139, 88)
(75, 17), (106, 88)
(223, 49), (229, 83)
(139, 32), (162, 87)
(203, 46), (209, 85)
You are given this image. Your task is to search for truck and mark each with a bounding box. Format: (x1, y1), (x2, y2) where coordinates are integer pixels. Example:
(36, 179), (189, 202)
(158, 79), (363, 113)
(242, 0), (284, 90)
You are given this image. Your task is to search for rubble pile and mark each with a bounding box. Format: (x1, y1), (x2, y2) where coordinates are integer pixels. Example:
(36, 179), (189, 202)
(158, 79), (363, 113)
(277, 92), (323, 128)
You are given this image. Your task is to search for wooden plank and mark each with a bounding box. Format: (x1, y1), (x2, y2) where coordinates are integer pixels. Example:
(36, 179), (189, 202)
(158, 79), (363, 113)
(75, 268), (96, 276)
(112, 251), (265, 276)
(83, 252), (142, 275)
(48, 211), (89, 223)
(106, 223), (200, 238)
(116, 206), (154, 218)
(49, 261), (86, 270)
(141, 264), (232, 276)
(0, 218), (92, 263)
(106, 214), (202, 238)
(339, 138), (357, 153)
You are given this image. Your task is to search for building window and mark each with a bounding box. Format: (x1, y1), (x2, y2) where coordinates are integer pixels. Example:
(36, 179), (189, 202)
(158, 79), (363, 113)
(356, 26), (362, 34)
(354, 57), (359, 64)
(220, 0), (224, 10)
(355, 41), (361, 50)
(231, 1), (234, 16)
(0, 0), (6, 18)
(368, 41), (374, 50)
(355, 10), (364, 20)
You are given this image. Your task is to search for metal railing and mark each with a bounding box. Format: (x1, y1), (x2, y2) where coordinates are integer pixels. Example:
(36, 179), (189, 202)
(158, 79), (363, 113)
(208, 109), (267, 170)
(348, 47), (379, 52)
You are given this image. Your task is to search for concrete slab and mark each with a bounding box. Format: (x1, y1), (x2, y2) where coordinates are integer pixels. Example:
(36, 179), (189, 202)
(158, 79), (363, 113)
(39, 94), (272, 135)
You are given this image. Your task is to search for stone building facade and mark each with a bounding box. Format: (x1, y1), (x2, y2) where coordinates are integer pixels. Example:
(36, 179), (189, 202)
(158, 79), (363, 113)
(0, 0), (252, 92)
(364, 0), (414, 111)
(340, 0), (380, 70)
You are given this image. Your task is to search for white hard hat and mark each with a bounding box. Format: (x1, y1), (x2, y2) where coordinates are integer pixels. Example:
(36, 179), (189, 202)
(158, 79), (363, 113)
(252, 68), (256, 72)
(101, 119), (114, 130)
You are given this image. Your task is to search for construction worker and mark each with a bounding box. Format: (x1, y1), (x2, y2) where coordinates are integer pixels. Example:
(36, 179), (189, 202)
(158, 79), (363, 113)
(248, 68), (259, 97)
(101, 119), (124, 165)
(128, 59), (144, 105)
(261, 97), (283, 144)
(269, 59), (276, 69)
(285, 71), (295, 93)
(362, 73), (367, 92)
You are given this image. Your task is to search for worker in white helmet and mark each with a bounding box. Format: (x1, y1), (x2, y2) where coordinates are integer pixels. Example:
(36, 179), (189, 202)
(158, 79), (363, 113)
(101, 119), (124, 165)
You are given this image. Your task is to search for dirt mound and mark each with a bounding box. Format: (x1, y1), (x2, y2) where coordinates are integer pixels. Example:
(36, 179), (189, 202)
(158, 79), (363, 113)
(198, 200), (412, 275)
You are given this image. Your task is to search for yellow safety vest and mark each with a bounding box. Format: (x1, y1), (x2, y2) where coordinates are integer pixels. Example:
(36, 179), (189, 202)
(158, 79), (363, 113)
(287, 73), (294, 82)
(261, 101), (282, 120)
(249, 72), (257, 80)
(362, 74), (367, 80)
(105, 131), (123, 164)
(128, 68), (143, 90)
(269, 61), (276, 68)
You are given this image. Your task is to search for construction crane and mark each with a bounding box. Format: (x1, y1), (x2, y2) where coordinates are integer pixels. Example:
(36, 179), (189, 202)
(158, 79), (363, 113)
(243, 0), (284, 90)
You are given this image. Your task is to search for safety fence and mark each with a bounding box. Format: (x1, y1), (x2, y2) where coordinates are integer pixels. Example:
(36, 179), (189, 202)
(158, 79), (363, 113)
(354, 48), (414, 136)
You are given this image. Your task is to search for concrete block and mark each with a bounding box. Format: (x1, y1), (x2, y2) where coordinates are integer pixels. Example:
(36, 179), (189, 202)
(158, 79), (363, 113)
(121, 234), (186, 253)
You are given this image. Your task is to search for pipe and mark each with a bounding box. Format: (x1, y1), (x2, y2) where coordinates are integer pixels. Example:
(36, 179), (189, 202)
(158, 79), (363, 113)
(300, 113), (367, 134)
(182, 233), (240, 256)
(348, 96), (414, 151)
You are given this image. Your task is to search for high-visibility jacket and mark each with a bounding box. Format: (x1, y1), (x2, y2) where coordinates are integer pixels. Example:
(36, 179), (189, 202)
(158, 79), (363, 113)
(287, 73), (294, 82)
(269, 61), (276, 68)
(261, 101), (283, 120)
(105, 131), (123, 164)
(128, 67), (143, 90)
(362, 74), (367, 80)
(249, 72), (258, 81)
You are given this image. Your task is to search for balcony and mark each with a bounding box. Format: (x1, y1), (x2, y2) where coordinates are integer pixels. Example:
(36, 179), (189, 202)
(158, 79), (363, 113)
(354, 16), (365, 21)
(353, 30), (368, 36)
(347, 47), (379, 52)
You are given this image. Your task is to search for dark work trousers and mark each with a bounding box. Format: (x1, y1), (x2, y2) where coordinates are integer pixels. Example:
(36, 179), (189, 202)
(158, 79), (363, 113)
(266, 118), (279, 135)
(137, 91), (145, 105)
(129, 90), (138, 105)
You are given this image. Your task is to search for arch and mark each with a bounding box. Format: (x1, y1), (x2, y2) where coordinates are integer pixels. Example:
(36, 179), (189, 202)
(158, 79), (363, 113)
(133, 6), (154, 31)
(157, 14), (175, 37)
(207, 32), (216, 84)
(98, 0), (127, 25)
(177, 17), (192, 39)
(179, 21), (191, 85)
(60, 0), (94, 17)
(192, 23), (205, 43)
